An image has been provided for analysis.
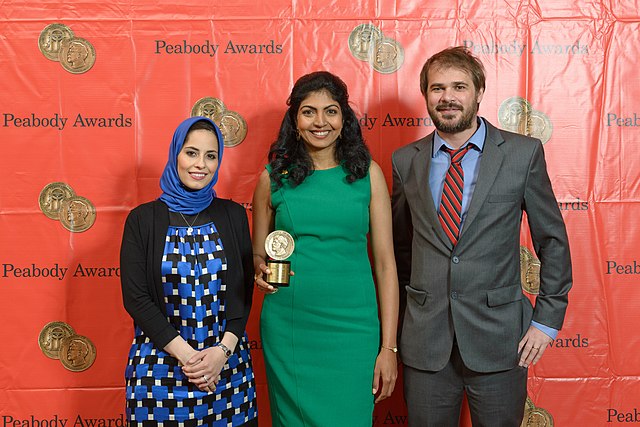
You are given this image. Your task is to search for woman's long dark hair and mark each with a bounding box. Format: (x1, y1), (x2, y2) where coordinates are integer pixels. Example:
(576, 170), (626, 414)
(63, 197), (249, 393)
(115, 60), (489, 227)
(269, 71), (371, 187)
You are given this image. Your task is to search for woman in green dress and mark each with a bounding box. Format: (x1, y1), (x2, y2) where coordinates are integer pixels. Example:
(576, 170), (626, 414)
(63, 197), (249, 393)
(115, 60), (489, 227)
(252, 71), (399, 426)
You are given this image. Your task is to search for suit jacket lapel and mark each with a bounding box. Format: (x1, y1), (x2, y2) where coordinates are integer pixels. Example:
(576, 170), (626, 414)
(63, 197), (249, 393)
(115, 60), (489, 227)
(408, 133), (452, 247)
(460, 121), (505, 237)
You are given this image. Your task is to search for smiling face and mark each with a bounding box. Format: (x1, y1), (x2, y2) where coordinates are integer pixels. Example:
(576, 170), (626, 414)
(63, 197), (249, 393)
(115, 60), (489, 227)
(296, 90), (343, 154)
(177, 129), (219, 190)
(426, 66), (484, 139)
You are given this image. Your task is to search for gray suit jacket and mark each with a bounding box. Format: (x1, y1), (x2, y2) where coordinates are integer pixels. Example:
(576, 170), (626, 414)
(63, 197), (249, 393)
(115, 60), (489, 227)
(391, 119), (572, 373)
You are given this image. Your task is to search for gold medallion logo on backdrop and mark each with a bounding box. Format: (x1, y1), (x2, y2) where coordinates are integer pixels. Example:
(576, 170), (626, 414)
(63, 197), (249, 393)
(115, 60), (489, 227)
(38, 321), (76, 359)
(38, 23), (96, 74)
(498, 97), (553, 144)
(348, 23), (383, 61)
(192, 97), (226, 123)
(39, 183), (97, 232)
(370, 37), (405, 74)
(60, 335), (97, 372)
(38, 23), (75, 61)
(39, 182), (76, 220)
(59, 37), (96, 74)
(521, 397), (554, 427)
(348, 23), (404, 74)
(59, 195), (97, 233)
(191, 97), (248, 147)
(520, 246), (541, 295)
(38, 321), (97, 372)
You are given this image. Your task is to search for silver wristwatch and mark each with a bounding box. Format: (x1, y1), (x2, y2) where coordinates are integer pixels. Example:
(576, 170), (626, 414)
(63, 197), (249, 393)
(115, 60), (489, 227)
(217, 343), (232, 358)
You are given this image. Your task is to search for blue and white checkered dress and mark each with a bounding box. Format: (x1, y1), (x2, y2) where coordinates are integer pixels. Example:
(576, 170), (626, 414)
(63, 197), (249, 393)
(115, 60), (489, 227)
(125, 221), (257, 426)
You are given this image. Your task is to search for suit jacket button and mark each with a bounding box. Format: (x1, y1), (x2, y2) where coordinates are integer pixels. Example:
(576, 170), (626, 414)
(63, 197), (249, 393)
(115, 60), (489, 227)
(452, 256), (460, 264)
(451, 291), (458, 299)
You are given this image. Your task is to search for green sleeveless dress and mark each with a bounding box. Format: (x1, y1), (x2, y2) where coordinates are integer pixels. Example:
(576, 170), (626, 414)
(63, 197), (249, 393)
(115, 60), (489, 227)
(261, 165), (379, 426)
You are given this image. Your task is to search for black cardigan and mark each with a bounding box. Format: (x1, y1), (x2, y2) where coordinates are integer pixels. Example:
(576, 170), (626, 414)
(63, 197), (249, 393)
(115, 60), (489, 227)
(120, 198), (254, 350)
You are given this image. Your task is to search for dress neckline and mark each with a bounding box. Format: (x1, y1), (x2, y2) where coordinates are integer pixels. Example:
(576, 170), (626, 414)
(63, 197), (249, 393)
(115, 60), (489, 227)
(314, 164), (341, 171)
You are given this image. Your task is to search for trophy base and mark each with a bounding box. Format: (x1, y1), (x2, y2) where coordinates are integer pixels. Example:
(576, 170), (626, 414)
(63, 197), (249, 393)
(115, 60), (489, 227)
(266, 259), (291, 287)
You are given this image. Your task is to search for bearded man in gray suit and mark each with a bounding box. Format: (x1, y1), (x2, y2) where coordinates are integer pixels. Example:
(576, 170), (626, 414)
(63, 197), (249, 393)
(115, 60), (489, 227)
(391, 46), (572, 426)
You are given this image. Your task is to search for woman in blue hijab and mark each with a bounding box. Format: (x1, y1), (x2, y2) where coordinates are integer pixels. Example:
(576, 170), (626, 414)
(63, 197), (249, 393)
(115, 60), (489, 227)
(121, 117), (258, 426)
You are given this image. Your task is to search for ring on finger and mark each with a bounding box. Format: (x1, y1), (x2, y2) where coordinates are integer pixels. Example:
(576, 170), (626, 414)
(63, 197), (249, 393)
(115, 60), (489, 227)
(203, 375), (208, 382)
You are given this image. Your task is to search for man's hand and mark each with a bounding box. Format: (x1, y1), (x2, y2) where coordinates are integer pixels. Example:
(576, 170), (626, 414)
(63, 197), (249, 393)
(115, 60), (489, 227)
(518, 326), (553, 368)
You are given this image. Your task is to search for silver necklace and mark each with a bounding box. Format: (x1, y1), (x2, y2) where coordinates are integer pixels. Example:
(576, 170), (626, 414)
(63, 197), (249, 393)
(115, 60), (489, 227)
(179, 211), (200, 233)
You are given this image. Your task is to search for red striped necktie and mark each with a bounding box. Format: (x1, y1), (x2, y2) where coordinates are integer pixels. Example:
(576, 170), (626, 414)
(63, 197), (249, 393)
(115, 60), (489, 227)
(438, 144), (473, 246)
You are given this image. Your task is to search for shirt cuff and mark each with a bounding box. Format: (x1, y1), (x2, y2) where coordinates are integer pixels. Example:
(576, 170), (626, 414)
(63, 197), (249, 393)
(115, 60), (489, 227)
(531, 320), (558, 340)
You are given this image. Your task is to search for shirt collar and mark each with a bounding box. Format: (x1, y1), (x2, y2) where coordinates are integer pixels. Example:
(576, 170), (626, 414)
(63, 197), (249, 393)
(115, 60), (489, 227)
(432, 117), (487, 157)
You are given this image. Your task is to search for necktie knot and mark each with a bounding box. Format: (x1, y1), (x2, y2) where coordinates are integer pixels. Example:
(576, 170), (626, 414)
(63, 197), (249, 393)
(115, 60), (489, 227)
(443, 144), (473, 165)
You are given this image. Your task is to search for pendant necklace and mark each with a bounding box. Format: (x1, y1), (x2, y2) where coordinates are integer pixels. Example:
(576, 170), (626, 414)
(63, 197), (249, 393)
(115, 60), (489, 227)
(179, 211), (200, 233)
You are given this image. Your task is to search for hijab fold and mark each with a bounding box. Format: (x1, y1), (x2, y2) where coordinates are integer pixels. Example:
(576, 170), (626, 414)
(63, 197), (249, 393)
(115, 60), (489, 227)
(159, 117), (224, 214)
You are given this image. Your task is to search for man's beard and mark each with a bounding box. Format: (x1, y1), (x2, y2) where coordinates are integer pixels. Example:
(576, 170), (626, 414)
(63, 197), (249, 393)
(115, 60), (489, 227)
(429, 101), (478, 134)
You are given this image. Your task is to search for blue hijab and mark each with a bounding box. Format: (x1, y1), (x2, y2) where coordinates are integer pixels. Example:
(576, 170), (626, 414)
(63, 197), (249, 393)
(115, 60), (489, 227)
(159, 117), (224, 214)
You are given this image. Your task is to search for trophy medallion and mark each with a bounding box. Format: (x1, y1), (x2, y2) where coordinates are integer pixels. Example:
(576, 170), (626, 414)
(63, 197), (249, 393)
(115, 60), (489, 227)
(265, 230), (294, 287)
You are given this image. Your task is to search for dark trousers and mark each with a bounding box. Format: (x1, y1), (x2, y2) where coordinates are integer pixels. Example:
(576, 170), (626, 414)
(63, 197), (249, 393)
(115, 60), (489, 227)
(404, 342), (527, 427)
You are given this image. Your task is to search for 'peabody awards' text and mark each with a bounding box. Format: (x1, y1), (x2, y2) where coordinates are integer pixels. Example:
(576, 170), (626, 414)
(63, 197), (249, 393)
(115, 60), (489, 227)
(154, 39), (284, 56)
(2, 414), (124, 427)
(3, 113), (132, 130)
(2, 263), (120, 281)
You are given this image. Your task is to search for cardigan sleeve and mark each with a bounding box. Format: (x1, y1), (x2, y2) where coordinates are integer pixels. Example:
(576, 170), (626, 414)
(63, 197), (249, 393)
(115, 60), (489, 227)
(223, 202), (255, 338)
(120, 205), (179, 349)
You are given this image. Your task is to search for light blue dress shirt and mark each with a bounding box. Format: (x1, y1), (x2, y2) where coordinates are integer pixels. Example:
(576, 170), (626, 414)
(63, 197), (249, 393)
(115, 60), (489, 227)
(429, 118), (557, 340)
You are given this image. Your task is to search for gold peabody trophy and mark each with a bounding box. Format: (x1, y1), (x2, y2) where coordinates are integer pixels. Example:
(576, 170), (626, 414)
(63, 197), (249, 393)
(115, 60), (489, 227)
(264, 230), (295, 287)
